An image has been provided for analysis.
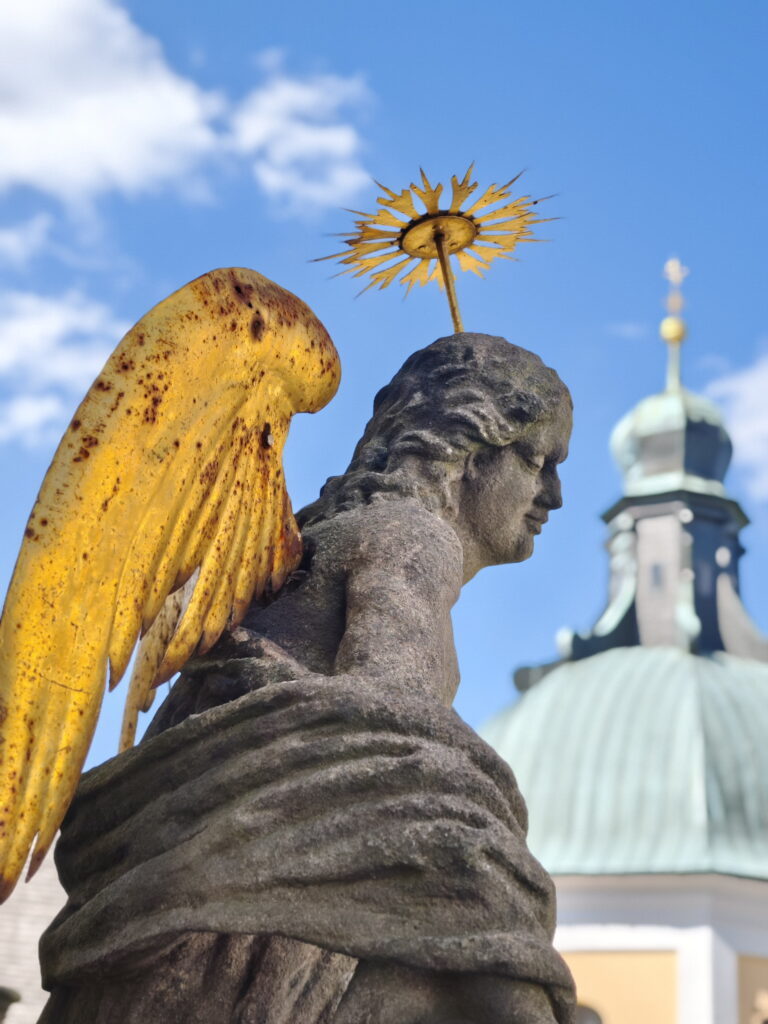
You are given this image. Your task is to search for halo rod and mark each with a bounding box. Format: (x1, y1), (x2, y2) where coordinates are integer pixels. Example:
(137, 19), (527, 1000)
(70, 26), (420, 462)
(433, 230), (464, 333)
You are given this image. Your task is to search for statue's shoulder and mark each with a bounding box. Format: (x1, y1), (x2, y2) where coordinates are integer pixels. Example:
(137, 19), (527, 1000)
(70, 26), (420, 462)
(305, 498), (462, 592)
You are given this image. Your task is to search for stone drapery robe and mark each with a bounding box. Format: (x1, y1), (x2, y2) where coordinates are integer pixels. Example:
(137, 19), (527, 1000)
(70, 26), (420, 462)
(39, 501), (575, 1023)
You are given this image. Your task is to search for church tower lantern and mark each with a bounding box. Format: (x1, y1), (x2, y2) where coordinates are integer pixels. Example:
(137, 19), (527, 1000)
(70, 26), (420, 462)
(483, 262), (768, 1024)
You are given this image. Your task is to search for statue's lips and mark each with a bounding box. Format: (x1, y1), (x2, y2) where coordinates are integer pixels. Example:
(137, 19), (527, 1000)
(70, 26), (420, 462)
(525, 514), (548, 534)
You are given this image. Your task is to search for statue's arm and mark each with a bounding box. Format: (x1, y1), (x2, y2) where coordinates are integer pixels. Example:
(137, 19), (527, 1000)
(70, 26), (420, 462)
(333, 506), (462, 705)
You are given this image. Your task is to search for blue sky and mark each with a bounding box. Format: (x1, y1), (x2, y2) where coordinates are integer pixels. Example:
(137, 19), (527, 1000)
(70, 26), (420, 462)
(1, 0), (766, 767)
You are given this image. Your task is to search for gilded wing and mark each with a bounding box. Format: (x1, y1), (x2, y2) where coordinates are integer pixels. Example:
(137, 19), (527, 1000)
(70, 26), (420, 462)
(118, 573), (196, 752)
(0, 268), (340, 900)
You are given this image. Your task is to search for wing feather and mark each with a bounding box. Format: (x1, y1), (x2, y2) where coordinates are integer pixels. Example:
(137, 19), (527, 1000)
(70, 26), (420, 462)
(0, 267), (340, 899)
(243, 469), (282, 603)
(166, 420), (253, 604)
(269, 483), (303, 593)
(155, 456), (252, 680)
(139, 408), (250, 632)
(119, 576), (195, 752)
(231, 447), (279, 623)
(108, 404), (241, 679)
(198, 428), (263, 654)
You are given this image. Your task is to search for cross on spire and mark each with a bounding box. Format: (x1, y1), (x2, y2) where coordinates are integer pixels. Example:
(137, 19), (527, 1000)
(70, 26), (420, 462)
(664, 256), (689, 290)
(664, 257), (689, 316)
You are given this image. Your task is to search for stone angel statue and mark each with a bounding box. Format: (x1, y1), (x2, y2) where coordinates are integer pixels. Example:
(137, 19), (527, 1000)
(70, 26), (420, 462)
(0, 269), (576, 1023)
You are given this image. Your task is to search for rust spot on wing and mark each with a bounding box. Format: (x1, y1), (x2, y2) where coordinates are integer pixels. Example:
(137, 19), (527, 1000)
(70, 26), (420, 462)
(250, 311), (265, 341)
(230, 273), (256, 309)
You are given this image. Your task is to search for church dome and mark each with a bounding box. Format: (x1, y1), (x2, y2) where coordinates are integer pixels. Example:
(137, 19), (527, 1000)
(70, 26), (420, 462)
(484, 259), (768, 883)
(481, 646), (768, 879)
(610, 387), (732, 499)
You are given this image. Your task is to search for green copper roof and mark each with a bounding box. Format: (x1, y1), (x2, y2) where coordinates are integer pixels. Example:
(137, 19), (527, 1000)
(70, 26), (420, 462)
(481, 646), (768, 879)
(610, 387), (733, 499)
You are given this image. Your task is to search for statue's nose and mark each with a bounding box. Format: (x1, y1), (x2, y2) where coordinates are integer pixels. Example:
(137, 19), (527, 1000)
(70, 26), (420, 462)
(538, 471), (562, 511)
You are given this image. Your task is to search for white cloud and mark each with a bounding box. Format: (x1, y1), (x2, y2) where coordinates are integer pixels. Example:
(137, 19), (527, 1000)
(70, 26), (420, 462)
(708, 352), (768, 500)
(696, 352), (731, 376)
(253, 48), (286, 75)
(0, 3), (371, 214)
(0, 394), (69, 445)
(0, 289), (127, 445)
(0, 214), (53, 267)
(0, 290), (125, 389)
(230, 70), (370, 211)
(0, 0), (222, 203)
(605, 321), (649, 340)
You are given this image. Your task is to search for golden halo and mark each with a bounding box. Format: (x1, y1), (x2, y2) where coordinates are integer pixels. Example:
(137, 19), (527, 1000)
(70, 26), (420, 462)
(316, 165), (552, 331)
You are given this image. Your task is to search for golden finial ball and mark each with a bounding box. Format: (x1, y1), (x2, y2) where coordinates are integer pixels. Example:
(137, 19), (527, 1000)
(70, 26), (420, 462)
(660, 315), (687, 344)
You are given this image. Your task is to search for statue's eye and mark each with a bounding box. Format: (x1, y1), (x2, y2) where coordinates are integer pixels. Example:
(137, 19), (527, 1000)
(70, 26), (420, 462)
(523, 454), (545, 472)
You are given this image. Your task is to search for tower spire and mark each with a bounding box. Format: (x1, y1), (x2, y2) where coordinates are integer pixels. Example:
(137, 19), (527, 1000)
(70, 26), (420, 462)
(660, 257), (689, 391)
(515, 259), (768, 690)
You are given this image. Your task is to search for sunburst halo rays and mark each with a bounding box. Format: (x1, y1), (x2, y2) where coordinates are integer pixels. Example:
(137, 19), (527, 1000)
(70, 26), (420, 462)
(315, 166), (551, 305)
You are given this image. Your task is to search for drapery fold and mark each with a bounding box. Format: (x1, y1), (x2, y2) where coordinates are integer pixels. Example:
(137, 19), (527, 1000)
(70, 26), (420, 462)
(41, 673), (573, 1021)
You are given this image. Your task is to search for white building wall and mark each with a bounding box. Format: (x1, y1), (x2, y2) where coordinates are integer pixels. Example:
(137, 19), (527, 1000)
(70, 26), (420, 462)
(554, 874), (768, 1024)
(0, 855), (65, 1024)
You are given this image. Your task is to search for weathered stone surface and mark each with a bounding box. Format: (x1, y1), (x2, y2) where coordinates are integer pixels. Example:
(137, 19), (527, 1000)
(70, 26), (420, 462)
(40, 334), (575, 1023)
(41, 934), (356, 1024)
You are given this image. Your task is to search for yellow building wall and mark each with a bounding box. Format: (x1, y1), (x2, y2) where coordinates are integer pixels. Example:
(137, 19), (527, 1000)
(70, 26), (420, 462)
(739, 956), (768, 1024)
(563, 950), (677, 1024)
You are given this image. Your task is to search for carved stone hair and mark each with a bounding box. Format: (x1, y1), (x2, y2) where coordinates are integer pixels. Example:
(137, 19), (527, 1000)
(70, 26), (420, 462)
(298, 333), (570, 526)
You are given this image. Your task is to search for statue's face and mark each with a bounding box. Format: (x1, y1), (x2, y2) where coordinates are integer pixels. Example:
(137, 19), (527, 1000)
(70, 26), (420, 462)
(460, 399), (572, 573)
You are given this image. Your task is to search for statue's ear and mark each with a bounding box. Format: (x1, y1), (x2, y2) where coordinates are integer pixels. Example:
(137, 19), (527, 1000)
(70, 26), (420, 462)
(455, 450), (488, 518)
(462, 450), (481, 481)
(462, 445), (497, 481)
